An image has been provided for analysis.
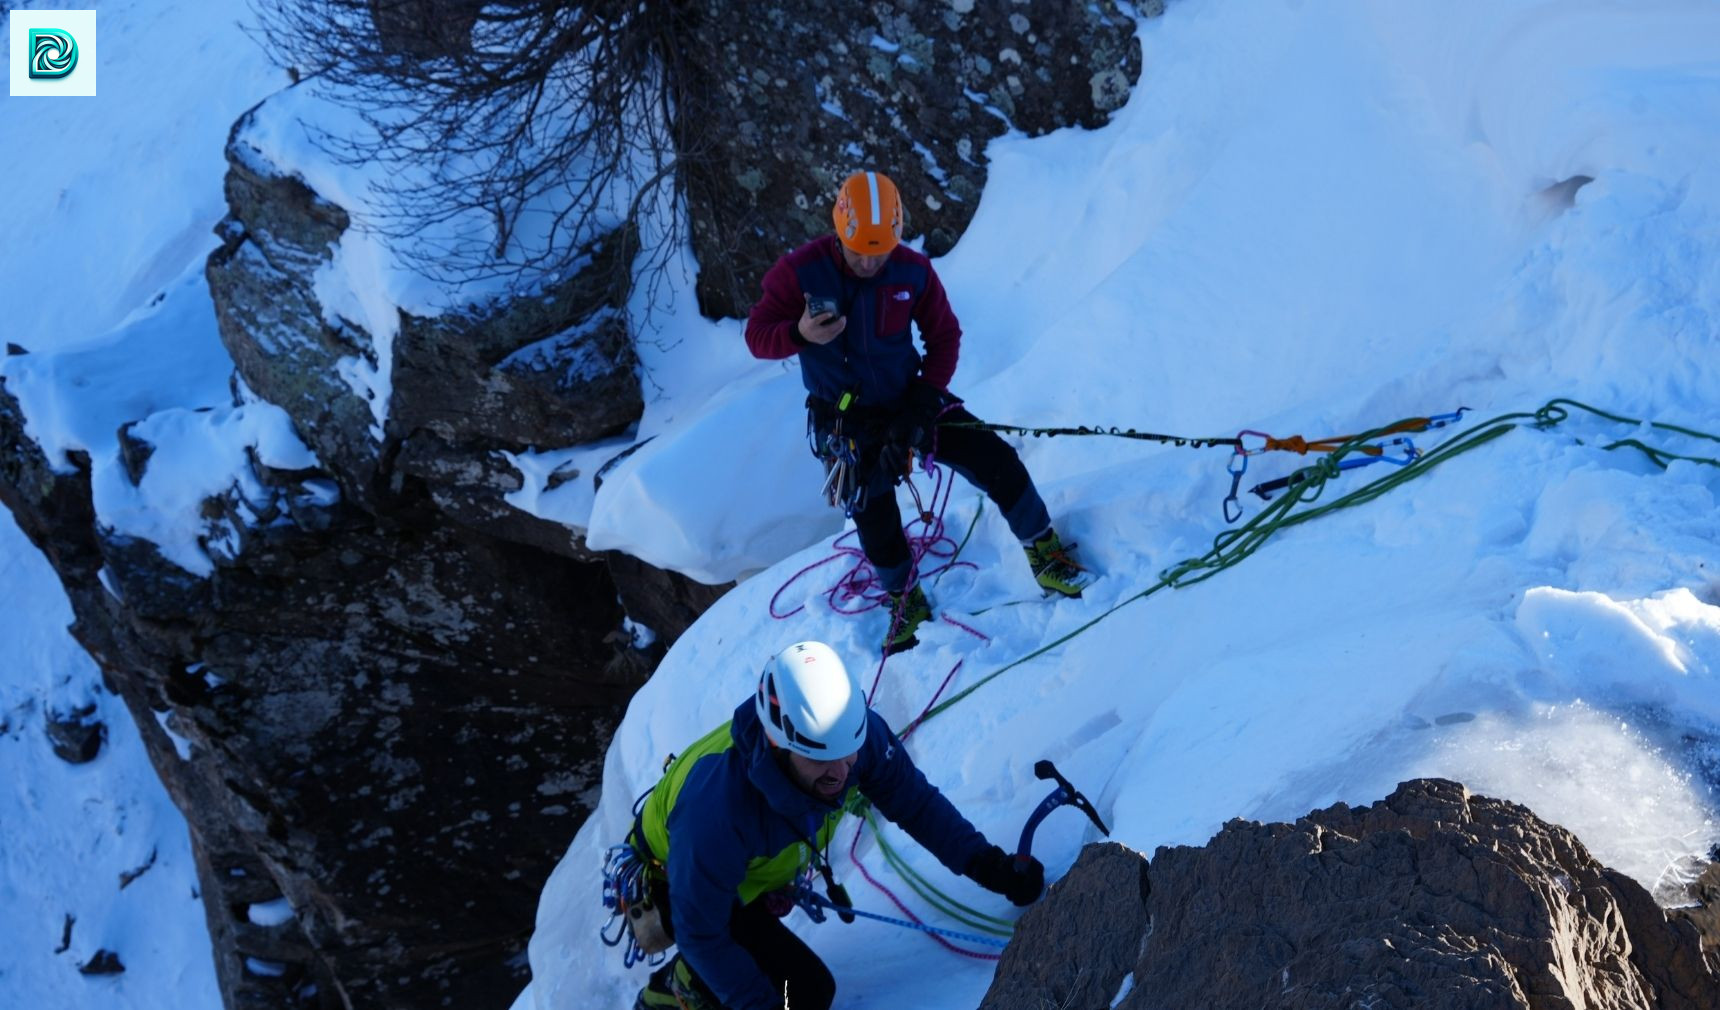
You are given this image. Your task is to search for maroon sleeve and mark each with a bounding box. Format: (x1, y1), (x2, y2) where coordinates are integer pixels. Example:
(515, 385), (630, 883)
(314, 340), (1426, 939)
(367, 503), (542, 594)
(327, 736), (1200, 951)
(744, 256), (807, 360)
(914, 264), (962, 390)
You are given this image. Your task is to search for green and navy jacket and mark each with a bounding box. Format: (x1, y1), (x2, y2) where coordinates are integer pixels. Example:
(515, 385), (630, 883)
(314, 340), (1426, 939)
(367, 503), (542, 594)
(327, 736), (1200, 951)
(635, 698), (986, 1010)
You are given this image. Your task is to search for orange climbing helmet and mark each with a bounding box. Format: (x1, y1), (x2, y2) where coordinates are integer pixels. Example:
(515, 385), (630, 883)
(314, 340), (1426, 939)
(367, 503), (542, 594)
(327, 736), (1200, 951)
(832, 170), (904, 255)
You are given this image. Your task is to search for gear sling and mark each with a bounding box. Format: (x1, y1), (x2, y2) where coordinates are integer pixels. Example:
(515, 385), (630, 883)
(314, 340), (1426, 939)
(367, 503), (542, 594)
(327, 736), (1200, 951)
(600, 720), (853, 968)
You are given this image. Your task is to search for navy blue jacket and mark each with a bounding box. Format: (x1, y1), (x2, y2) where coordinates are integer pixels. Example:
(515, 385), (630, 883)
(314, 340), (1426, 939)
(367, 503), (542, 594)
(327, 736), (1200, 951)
(648, 699), (987, 1010)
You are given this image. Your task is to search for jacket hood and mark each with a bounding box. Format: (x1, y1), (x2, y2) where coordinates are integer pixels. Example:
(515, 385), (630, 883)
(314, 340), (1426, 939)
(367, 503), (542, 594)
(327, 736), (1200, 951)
(730, 699), (840, 831)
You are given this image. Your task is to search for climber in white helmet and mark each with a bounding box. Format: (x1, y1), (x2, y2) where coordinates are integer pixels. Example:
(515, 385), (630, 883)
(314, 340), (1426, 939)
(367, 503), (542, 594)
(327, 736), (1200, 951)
(622, 640), (1043, 1010)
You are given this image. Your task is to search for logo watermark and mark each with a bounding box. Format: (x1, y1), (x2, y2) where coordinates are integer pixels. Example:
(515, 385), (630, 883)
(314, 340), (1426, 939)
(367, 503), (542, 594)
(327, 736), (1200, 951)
(10, 10), (97, 97)
(29, 28), (78, 79)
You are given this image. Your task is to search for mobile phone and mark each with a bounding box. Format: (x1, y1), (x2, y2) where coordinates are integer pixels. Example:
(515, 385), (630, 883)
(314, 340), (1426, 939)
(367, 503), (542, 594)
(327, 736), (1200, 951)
(807, 296), (839, 321)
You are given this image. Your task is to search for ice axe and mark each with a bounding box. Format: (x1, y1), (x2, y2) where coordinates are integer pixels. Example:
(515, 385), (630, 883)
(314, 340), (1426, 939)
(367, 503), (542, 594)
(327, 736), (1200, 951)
(1014, 759), (1110, 871)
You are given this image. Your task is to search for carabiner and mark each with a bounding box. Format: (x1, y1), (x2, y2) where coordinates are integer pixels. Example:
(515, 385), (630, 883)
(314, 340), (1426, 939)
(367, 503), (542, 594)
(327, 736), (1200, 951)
(1222, 450), (1248, 523)
(1235, 429), (1272, 455)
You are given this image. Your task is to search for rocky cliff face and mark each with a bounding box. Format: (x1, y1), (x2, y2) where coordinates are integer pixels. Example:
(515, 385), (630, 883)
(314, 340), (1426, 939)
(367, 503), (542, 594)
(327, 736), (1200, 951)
(0, 103), (690, 1010)
(0, 4), (1148, 1008)
(673, 0), (1151, 318)
(983, 779), (1720, 1010)
(1, 365), (646, 1008)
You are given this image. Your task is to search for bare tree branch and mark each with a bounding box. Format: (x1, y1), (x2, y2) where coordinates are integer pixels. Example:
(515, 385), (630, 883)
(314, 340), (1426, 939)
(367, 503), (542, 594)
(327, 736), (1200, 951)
(247, 0), (695, 305)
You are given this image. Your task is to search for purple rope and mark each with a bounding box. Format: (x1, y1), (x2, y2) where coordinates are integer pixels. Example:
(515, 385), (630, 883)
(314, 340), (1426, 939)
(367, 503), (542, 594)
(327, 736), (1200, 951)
(769, 460), (977, 623)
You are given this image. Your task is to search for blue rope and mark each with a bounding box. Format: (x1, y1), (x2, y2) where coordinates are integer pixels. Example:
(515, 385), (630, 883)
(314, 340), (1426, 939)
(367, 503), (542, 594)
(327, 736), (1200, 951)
(796, 886), (1010, 949)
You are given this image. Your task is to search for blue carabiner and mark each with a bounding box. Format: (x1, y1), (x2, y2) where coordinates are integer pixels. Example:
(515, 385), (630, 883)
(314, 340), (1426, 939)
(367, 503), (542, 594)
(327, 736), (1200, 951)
(1222, 450), (1249, 523)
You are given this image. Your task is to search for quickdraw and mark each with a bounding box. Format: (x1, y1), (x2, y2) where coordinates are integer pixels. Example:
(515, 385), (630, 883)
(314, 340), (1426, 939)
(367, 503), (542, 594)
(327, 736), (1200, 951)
(1248, 435), (1419, 502)
(599, 843), (669, 969)
(810, 412), (867, 516)
(953, 409), (1470, 524)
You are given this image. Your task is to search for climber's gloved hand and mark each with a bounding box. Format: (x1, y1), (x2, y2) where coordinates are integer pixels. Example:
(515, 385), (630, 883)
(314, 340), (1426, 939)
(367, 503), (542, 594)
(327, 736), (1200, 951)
(875, 437), (913, 479)
(878, 381), (949, 479)
(900, 380), (947, 444)
(965, 844), (1045, 906)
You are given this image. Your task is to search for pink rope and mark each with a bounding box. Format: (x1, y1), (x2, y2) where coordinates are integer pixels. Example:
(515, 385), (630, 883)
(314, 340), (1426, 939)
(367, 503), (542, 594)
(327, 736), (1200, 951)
(846, 822), (1001, 962)
(845, 658), (1003, 961)
(938, 614), (991, 643)
(898, 659), (965, 742)
(768, 461), (977, 624)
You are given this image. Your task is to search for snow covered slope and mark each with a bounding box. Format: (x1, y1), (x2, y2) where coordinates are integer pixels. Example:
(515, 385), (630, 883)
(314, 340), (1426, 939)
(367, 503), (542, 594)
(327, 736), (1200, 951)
(2, 2), (286, 1006)
(522, 3), (1720, 1008)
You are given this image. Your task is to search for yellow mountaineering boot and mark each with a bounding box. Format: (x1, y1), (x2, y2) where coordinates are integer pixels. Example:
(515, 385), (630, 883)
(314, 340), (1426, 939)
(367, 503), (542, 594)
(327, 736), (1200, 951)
(882, 583), (933, 655)
(1024, 528), (1092, 598)
(633, 956), (719, 1010)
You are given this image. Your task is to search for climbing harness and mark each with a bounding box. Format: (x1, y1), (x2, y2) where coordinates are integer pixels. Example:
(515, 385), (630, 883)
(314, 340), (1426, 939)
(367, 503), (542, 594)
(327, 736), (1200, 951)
(598, 781), (675, 969)
(810, 404), (867, 515)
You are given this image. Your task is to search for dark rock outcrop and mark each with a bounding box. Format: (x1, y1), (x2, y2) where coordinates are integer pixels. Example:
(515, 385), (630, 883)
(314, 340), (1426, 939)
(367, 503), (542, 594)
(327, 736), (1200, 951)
(1673, 858), (1720, 952)
(983, 779), (1720, 1010)
(207, 108), (643, 526)
(674, 0), (1153, 318)
(0, 381), (644, 1008)
(45, 702), (105, 764)
(982, 842), (1153, 1010)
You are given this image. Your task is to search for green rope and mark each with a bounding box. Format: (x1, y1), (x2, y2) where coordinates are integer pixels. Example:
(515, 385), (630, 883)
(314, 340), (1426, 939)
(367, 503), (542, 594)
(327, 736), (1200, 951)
(863, 808), (1015, 936)
(932, 499), (986, 591)
(921, 398), (1720, 722)
(859, 396), (1720, 939)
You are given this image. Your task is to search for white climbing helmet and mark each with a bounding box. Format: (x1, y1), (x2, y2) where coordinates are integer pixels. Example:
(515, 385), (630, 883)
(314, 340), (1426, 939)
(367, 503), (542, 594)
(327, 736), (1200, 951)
(755, 641), (868, 759)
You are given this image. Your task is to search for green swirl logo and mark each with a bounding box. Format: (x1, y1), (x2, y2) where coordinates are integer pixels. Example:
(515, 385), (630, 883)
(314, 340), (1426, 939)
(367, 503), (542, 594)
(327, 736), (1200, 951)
(29, 29), (79, 80)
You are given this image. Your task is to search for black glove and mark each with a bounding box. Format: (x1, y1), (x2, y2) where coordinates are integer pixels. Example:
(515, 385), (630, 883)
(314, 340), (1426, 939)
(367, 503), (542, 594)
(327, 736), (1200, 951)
(875, 438), (913, 479)
(876, 382), (949, 479)
(898, 380), (947, 445)
(965, 844), (1045, 906)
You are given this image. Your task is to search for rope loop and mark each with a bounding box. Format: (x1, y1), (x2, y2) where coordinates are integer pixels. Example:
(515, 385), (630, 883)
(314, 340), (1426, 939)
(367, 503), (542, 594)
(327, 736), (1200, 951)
(1535, 401), (1570, 427)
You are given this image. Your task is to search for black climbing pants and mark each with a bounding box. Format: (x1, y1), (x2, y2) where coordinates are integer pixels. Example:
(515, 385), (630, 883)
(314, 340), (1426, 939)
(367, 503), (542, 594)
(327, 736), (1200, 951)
(848, 403), (1050, 594)
(682, 898), (836, 1010)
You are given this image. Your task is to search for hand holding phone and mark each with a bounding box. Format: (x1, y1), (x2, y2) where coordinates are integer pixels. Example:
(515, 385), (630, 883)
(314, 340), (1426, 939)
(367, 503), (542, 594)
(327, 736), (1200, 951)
(800, 295), (845, 345)
(807, 296), (840, 322)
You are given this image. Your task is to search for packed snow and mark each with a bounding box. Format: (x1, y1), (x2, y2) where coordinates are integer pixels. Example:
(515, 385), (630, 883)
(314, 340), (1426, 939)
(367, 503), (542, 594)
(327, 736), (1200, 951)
(3, 2), (1719, 1010)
